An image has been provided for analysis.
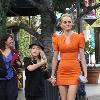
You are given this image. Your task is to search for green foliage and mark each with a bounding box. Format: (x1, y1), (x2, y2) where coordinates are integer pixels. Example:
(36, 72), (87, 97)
(6, 16), (41, 60)
(85, 40), (94, 55)
(0, 0), (10, 36)
(96, 0), (100, 3)
(53, 0), (75, 13)
(18, 29), (30, 59)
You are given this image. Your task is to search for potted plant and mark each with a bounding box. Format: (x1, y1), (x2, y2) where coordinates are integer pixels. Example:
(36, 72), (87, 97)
(85, 40), (100, 84)
(85, 40), (94, 64)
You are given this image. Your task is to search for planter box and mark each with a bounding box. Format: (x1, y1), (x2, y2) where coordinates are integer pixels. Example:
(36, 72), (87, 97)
(87, 68), (100, 84)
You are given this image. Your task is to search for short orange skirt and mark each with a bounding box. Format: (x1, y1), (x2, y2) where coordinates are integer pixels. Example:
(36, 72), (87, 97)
(56, 60), (81, 85)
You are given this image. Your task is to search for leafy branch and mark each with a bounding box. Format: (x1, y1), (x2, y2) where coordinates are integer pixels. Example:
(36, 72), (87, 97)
(85, 40), (94, 55)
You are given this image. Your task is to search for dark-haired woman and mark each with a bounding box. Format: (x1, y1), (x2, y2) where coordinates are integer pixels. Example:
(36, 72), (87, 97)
(0, 34), (21, 100)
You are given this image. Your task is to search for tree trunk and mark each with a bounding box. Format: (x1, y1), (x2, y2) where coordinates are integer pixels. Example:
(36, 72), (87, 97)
(27, 0), (56, 65)
(40, 7), (55, 67)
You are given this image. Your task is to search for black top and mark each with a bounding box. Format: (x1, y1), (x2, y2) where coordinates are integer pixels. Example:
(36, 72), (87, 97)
(24, 57), (50, 97)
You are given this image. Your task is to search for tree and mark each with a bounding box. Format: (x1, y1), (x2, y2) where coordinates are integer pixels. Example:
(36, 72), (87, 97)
(0, 0), (10, 37)
(3, 0), (100, 99)
(21, 0), (56, 64)
(3, 0), (99, 63)
(53, 0), (80, 13)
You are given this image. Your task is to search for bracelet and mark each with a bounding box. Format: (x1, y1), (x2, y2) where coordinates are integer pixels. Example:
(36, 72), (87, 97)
(51, 76), (56, 80)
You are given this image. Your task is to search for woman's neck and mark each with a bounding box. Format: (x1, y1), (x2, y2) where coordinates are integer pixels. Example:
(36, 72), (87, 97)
(5, 45), (11, 50)
(63, 30), (73, 36)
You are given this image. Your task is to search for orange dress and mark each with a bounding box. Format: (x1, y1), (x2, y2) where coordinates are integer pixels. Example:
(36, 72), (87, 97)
(52, 33), (85, 85)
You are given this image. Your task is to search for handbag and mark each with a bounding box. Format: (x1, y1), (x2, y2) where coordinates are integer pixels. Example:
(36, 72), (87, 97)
(78, 75), (88, 83)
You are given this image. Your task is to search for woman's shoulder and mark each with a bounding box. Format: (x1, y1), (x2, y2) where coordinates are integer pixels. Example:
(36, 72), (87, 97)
(52, 33), (64, 43)
(11, 49), (19, 54)
(58, 34), (64, 38)
(72, 32), (84, 38)
(72, 33), (85, 44)
(72, 32), (78, 36)
(52, 31), (62, 38)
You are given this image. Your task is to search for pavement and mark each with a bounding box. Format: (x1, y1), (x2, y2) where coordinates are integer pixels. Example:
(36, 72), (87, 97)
(86, 84), (100, 100)
(17, 89), (25, 100)
(17, 71), (100, 100)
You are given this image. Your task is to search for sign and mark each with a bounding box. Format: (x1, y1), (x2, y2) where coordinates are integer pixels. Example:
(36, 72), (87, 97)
(83, 0), (97, 25)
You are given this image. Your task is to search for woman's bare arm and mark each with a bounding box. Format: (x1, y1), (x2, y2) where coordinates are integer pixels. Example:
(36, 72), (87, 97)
(79, 48), (87, 77)
(51, 51), (59, 77)
(27, 60), (46, 71)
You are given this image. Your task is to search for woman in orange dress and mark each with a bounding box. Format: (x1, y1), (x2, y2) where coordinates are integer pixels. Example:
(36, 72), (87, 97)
(51, 14), (87, 100)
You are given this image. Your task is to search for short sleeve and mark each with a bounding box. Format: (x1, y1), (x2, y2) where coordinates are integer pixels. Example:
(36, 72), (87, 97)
(78, 34), (85, 48)
(52, 33), (59, 51)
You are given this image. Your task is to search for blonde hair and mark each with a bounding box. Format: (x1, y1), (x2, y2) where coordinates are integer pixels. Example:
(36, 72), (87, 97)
(59, 13), (74, 24)
(39, 50), (48, 70)
(28, 48), (48, 69)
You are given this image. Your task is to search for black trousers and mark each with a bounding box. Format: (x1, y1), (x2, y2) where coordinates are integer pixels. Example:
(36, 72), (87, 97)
(25, 95), (44, 100)
(0, 77), (18, 100)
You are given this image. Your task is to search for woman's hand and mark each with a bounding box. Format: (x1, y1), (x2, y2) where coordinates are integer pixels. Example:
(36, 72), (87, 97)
(50, 76), (56, 86)
(78, 75), (88, 83)
(14, 60), (22, 67)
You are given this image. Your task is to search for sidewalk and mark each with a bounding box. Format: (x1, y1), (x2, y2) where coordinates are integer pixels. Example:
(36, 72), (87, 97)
(17, 84), (100, 100)
(17, 89), (25, 100)
(86, 84), (100, 100)
(17, 71), (100, 100)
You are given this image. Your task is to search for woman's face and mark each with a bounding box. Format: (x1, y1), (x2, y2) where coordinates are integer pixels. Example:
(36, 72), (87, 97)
(5, 36), (14, 48)
(60, 16), (73, 31)
(30, 45), (41, 57)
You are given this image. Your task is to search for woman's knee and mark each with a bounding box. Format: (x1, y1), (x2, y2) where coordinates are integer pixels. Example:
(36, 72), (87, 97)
(59, 86), (68, 100)
(67, 85), (78, 100)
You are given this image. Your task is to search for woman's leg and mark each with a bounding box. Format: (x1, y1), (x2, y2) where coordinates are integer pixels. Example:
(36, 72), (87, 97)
(6, 77), (18, 100)
(0, 80), (6, 100)
(67, 85), (78, 100)
(58, 86), (68, 100)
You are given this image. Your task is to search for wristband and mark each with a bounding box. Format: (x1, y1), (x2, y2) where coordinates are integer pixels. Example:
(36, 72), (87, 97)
(51, 76), (56, 80)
